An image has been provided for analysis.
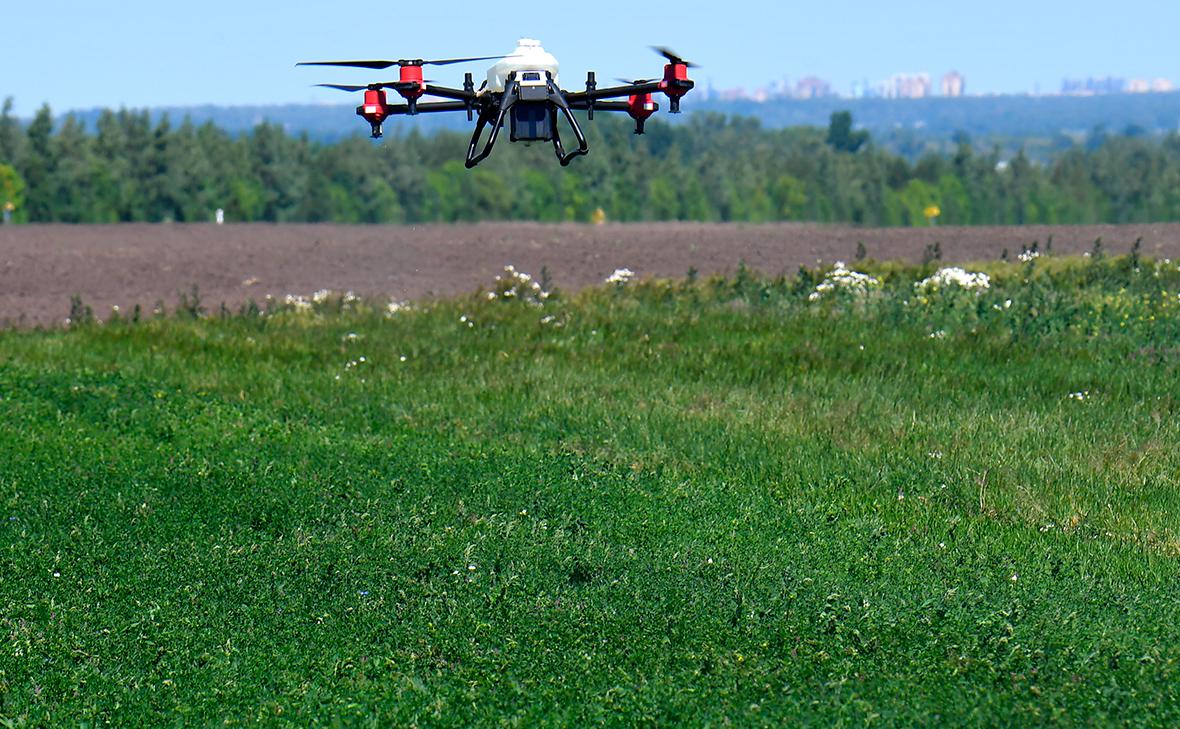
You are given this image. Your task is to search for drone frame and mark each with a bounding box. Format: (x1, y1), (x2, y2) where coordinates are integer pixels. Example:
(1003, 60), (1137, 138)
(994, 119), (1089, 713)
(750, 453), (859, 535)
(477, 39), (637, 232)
(318, 52), (695, 168)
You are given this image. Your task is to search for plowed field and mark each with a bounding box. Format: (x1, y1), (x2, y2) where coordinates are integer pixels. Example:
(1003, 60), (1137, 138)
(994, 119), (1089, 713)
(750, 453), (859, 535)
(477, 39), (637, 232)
(0, 222), (1173, 325)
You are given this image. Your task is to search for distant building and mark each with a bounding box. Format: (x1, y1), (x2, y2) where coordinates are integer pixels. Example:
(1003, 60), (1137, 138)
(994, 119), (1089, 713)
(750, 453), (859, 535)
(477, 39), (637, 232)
(1152, 78), (1175, 93)
(880, 73), (932, 99)
(941, 71), (966, 97)
(795, 76), (834, 100)
(1128, 79), (1151, 94)
(1061, 77), (1127, 95)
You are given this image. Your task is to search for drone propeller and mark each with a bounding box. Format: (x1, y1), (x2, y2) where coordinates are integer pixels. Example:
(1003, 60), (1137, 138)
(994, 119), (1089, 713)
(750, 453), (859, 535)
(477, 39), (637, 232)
(298, 55), (510, 70)
(314, 81), (433, 92)
(651, 46), (698, 68)
(616, 78), (658, 86)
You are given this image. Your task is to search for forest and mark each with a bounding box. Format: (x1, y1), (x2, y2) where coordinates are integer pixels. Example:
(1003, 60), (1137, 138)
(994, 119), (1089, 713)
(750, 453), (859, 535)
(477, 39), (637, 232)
(2, 98), (1179, 226)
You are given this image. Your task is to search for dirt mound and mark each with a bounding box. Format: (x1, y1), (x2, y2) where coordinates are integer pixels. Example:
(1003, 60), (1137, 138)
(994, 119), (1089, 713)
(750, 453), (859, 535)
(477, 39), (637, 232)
(0, 222), (1170, 326)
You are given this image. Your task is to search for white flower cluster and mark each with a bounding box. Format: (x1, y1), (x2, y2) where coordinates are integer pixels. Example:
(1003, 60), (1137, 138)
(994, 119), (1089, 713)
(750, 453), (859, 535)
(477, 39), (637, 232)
(283, 294), (313, 312)
(605, 268), (635, 285)
(279, 290), (361, 314)
(915, 267), (991, 293)
(808, 262), (881, 301)
(1018, 249), (1041, 263)
(1068, 390), (1091, 401)
(386, 300), (411, 317)
(488, 265), (549, 306)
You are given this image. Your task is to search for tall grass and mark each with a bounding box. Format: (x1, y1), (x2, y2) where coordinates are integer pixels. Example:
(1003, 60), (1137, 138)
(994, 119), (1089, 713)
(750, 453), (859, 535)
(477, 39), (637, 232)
(1, 256), (1179, 725)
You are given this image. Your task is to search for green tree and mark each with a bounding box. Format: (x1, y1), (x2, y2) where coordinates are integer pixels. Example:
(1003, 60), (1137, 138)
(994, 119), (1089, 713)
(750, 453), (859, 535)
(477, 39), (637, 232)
(826, 111), (869, 154)
(0, 163), (25, 222)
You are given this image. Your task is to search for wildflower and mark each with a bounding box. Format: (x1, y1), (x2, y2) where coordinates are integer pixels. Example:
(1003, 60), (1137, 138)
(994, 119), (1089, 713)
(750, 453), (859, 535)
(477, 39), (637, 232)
(1068, 391), (1090, 401)
(1018, 249), (1041, 263)
(490, 265), (549, 305)
(344, 332), (359, 341)
(915, 267), (990, 293)
(386, 300), (410, 316)
(929, 329), (947, 339)
(605, 268), (635, 285)
(1010, 573), (1019, 582)
(311, 289), (332, 304)
(808, 262), (881, 301)
(399, 355), (407, 362)
(283, 294), (312, 312)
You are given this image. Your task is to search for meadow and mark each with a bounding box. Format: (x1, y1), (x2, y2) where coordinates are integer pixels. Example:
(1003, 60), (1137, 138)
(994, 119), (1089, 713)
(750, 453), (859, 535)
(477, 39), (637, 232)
(2, 251), (1179, 725)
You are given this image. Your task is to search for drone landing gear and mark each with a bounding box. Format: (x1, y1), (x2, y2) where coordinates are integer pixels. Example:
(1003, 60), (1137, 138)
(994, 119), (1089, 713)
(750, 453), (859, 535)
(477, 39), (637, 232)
(546, 78), (588, 167)
(464, 78), (520, 168)
(465, 73), (589, 168)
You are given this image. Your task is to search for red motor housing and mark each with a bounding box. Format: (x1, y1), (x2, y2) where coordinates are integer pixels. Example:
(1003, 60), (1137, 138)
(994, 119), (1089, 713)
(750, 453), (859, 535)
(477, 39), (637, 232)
(397, 64), (426, 100)
(627, 92), (657, 134)
(360, 88), (388, 125)
(659, 62), (691, 101)
(357, 88), (389, 138)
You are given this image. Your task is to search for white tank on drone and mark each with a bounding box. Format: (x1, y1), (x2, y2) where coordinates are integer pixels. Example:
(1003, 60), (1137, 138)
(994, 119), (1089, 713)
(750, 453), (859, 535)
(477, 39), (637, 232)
(486, 39), (559, 93)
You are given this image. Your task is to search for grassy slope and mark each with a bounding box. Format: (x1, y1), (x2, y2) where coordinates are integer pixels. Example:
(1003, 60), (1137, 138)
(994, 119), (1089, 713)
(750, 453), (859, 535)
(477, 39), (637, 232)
(2, 259), (1180, 726)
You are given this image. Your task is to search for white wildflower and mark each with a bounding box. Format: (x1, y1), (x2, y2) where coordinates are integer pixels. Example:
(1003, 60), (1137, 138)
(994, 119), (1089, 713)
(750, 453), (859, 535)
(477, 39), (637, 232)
(1018, 249), (1041, 263)
(808, 261), (881, 301)
(1068, 390), (1090, 401)
(929, 329), (947, 339)
(605, 268), (635, 285)
(283, 294), (312, 312)
(915, 267), (991, 293)
(490, 265), (549, 305)
(311, 289), (332, 304)
(386, 300), (410, 316)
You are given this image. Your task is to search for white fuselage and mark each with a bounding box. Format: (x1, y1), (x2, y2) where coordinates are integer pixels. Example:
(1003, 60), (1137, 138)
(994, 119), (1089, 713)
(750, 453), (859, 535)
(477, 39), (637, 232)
(485, 39), (559, 93)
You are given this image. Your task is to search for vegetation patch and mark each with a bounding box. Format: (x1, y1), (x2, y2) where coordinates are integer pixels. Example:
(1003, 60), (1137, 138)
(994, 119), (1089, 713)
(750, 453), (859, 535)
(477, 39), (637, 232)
(2, 255), (1179, 724)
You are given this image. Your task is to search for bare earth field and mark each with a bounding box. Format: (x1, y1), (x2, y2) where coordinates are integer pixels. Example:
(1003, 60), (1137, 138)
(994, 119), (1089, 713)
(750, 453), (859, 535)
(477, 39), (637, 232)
(0, 222), (1175, 326)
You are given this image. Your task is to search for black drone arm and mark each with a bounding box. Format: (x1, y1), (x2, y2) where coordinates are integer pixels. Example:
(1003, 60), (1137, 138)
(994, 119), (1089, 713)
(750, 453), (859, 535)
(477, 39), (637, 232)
(564, 81), (663, 103)
(566, 100), (631, 112)
(383, 101), (470, 116)
(422, 85), (478, 101)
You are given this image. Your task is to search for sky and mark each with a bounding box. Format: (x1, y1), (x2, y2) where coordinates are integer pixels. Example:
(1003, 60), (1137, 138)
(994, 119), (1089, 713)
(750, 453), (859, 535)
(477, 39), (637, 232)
(2, 0), (1179, 115)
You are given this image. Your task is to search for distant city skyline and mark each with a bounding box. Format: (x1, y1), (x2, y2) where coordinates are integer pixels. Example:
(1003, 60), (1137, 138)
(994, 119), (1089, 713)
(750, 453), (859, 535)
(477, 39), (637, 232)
(1, 0), (1178, 115)
(701, 70), (1178, 103)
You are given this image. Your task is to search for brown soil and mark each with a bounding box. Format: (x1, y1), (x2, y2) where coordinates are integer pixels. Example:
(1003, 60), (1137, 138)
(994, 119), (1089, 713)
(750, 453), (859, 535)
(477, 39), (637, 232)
(0, 222), (1172, 326)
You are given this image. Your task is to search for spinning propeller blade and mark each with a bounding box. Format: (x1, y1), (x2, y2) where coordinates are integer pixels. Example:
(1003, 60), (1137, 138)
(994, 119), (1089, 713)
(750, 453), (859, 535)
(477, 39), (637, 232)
(300, 61), (400, 70)
(315, 83), (375, 92)
(616, 78), (658, 85)
(651, 46), (698, 68)
(299, 55), (511, 70)
(425, 55), (511, 66)
(313, 81), (433, 92)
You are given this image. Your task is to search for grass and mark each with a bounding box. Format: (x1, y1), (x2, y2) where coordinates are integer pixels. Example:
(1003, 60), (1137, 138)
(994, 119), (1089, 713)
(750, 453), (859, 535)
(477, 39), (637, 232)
(2, 256), (1180, 725)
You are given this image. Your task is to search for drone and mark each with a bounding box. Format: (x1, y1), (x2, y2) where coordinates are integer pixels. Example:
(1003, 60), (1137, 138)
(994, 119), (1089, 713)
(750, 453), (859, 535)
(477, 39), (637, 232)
(298, 39), (696, 168)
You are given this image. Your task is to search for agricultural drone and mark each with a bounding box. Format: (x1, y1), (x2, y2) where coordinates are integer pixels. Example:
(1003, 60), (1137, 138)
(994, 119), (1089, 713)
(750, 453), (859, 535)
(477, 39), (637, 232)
(298, 39), (696, 168)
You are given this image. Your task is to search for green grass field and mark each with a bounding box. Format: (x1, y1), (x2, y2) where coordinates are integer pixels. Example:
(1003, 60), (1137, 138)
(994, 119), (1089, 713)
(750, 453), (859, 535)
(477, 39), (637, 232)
(3, 254), (1180, 726)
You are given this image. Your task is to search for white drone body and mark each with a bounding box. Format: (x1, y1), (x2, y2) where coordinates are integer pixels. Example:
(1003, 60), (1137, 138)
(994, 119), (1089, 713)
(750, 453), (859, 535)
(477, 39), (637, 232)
(485, 39), (559, 92)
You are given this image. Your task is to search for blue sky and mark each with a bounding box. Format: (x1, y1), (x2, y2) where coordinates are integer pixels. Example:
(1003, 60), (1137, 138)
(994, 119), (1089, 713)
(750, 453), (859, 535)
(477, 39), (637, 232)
(2, 0), (1178, 114)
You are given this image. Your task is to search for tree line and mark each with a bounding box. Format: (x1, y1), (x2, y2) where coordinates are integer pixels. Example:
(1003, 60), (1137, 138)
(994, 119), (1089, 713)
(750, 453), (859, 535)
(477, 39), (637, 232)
(3, 99), (1180, 226)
